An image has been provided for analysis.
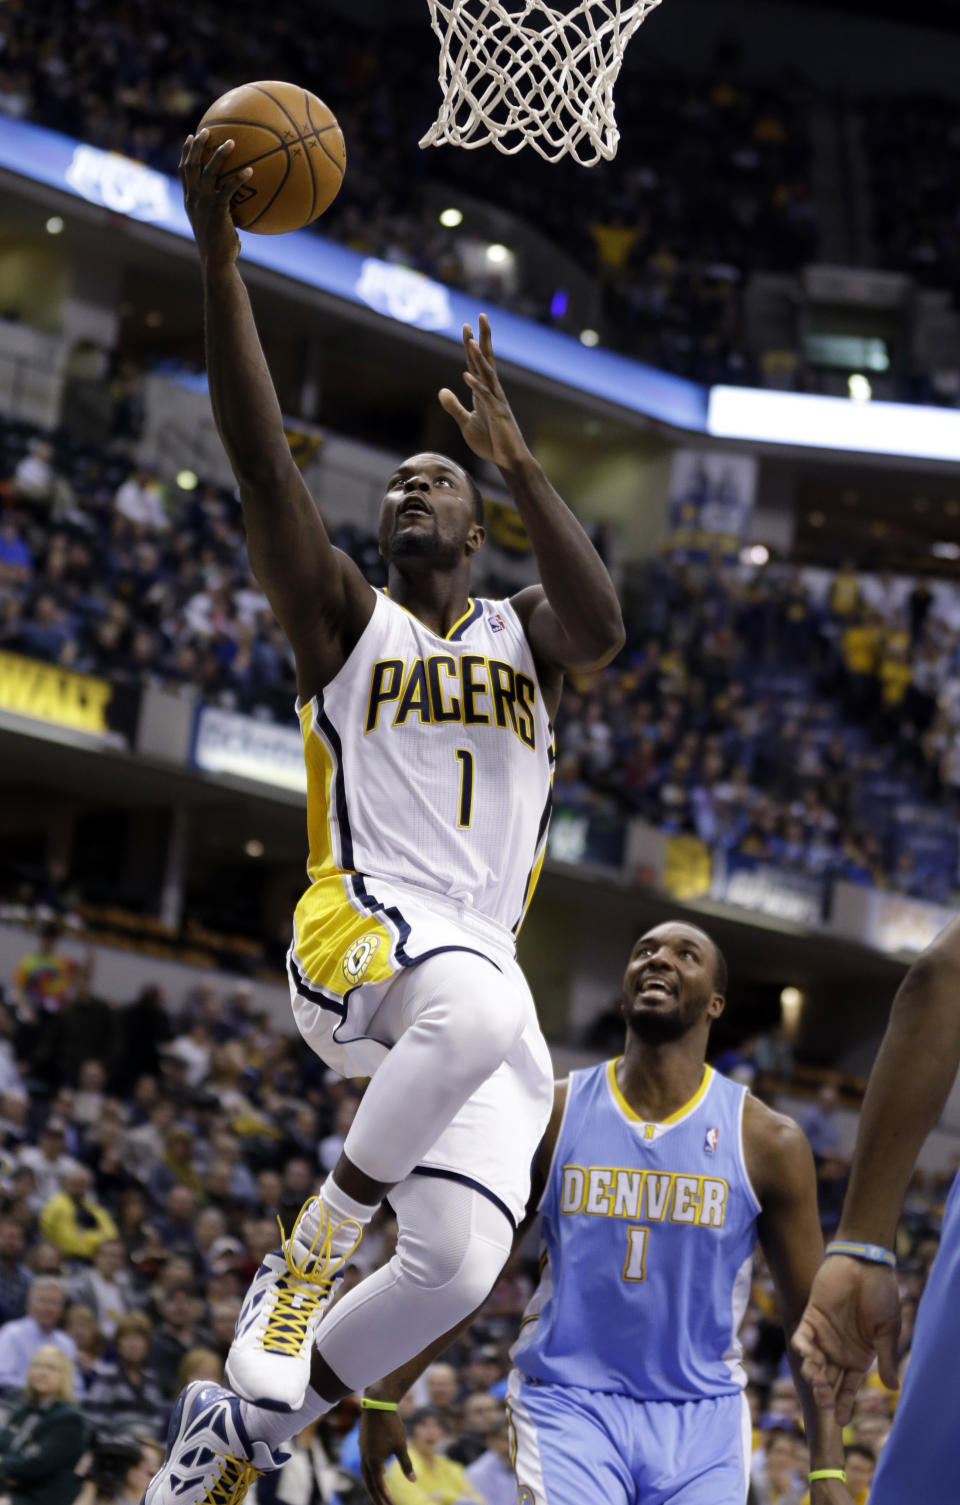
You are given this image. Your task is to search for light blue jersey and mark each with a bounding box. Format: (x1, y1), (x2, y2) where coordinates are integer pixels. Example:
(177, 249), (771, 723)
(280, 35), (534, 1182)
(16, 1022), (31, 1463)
(512, 1059), (761, 1401)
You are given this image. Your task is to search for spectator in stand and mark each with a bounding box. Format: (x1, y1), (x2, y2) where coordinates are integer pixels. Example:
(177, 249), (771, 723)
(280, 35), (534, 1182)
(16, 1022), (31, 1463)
(13, 441), (71, 518)
(0, 1346), (86, 1505)
(119, 987), (171, 1083)
(175, 1349), (223, 1391)
(0, 518), (32, 587)
(38, 1168), (118, 1262)
(415, 1363), (460, 1435)
(0, 1220), (31, 1326)
(752, 1428), (807, 1503)
(18, 1124), (81, 1209)
(12, 929), (76, 1017)
(446, 1392), (502, 1466)
(113, 466), (168, 533)
(0, 1281), (77, 1393)
(62, 1306), (104, 1396)
(81, 1311), (165, 1443)
(147, 1288), (209, 1399)
(464, 1413), (515, 1505)
(151, 1187), (198, 1260)
(383, 1408), (482, 1505)
(801, 1083), (844, 1163)
(68, 1240), (134, 1342)
(163, 1020), (213, 1090)
(843, 1443), (875, 1504)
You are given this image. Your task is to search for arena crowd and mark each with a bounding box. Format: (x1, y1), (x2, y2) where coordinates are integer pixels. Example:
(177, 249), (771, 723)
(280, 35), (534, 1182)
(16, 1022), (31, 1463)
(4, 411), (960, 907)
(0, 925), (947, 1504)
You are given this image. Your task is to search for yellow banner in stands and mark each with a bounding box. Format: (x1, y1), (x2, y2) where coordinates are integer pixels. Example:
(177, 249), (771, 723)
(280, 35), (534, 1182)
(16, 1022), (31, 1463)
(0, 651), (112, 734)
(664, 835), (713, 901)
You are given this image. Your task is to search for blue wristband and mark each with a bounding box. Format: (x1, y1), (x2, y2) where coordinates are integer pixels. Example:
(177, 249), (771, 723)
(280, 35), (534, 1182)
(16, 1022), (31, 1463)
(825, 1240), (896, 1268)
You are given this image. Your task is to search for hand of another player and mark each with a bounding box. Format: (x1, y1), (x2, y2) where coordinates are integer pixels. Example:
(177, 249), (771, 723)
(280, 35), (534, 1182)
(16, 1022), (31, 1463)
(792, 1255), (901, 1425)
(358, 1407), (415, 1505)
(179, 130), (253, 270)
(439, 313), (531, 471)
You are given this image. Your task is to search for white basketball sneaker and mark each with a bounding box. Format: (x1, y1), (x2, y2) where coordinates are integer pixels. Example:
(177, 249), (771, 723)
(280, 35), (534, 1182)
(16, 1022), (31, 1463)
(142, 1380), (287, 1505)
(224, 1199), (362, 1412)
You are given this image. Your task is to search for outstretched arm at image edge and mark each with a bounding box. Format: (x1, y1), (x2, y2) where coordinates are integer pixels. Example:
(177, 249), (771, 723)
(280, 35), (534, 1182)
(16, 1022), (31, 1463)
(792, 914), (960, 1421)
(835, 913), (960, 1250)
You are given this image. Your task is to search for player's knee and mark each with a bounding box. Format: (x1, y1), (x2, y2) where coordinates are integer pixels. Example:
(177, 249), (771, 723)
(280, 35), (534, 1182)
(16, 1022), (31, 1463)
(396, 1226), (506, 1308)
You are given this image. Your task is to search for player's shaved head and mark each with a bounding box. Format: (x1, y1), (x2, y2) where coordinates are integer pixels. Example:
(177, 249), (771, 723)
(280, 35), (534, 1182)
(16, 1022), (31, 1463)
(621, 921), (727, 1045)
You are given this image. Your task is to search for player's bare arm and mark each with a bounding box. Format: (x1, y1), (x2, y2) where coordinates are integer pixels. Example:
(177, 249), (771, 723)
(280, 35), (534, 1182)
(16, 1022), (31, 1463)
(180, 130), (374, 697)
(794, 912), (960, 1422)
(440, 315), (624, 697)
(357, 1081), (569, 1505)
(745, 1096), (852, 1505)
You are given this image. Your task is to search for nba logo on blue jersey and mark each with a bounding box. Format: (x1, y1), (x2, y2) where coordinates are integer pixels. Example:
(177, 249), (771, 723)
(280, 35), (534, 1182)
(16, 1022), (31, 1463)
(704, 1127), (719, 1154)
(488, 612), (506, 632)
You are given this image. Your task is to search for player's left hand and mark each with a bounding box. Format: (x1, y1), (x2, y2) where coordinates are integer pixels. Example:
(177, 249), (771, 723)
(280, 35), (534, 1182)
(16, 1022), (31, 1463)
(359, 1405), (415, 1505)
(792, 1255), (901, 1425)
(439, 314), (531, 470)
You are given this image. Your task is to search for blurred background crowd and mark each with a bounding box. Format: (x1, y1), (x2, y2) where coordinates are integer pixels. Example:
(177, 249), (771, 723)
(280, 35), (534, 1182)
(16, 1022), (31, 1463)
(4, 410), (960, 906)
(0, 940), (945, 1505)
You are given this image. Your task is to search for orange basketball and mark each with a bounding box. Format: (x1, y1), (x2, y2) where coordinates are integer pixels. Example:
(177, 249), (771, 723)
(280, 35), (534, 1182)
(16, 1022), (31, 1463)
(197, 81), (346, 235)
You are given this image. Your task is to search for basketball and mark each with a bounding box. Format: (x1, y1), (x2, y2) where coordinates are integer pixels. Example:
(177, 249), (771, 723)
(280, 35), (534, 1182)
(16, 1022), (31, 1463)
(197, 80), (345, 235)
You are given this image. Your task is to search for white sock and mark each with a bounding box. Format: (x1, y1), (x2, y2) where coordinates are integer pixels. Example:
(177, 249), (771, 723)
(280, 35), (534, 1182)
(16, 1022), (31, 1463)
(238, 1386), (332, 1451)
(293, 1176), (377, 1262)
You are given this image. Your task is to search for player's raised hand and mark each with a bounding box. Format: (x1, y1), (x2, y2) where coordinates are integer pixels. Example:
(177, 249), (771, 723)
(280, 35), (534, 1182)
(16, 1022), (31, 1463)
(358, 1406), (416, 1505)
(439, 313), (531, 470)
(179, 130), (253, 270)
(792, 1255), (902, 1425)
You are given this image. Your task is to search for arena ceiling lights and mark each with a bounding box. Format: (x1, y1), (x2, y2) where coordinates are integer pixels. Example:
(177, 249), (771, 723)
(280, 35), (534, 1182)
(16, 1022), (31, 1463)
(708, 386), (960, 464)
(5, 113), (960, 463)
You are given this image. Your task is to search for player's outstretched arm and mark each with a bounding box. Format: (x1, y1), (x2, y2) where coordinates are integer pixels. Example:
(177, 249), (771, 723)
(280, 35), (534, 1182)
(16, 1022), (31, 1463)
(748, 1100), (853, 1504)
(180, 131), (373, 696)
(793, 912), (960, 1419)
(440, 315), (624, 674)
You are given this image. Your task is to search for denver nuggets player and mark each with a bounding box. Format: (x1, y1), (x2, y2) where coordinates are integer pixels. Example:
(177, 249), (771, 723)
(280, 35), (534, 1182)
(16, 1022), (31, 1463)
(795, 911), (960, 1504)
(359, 922), (850, 1505)
(146, 132), (624, 1505)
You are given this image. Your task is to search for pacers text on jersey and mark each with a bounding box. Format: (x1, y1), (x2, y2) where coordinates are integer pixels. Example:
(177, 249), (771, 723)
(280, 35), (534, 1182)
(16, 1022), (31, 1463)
(365, 653), (537, 747)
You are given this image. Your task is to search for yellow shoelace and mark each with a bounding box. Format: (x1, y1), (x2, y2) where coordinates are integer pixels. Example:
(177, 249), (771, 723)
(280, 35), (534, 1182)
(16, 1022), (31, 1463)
(200, 1456), (263, 1505)
(258, 1200), (363, 1357)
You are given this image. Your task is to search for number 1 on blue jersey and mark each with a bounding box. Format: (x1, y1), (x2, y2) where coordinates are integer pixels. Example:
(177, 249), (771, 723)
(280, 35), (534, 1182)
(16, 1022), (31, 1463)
(623, 1226), (648, 1281)
(455, 749), (474, 827)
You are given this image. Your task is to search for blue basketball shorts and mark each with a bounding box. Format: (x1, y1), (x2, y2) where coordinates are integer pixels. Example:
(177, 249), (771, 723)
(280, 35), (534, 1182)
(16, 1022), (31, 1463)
(870, 1172), (960, 1505)
(506, 1370), (751, 1505)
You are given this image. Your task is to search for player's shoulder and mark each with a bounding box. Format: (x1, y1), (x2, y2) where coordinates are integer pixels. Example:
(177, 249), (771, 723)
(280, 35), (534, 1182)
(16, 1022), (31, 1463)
(742, 1092), (815, 1204)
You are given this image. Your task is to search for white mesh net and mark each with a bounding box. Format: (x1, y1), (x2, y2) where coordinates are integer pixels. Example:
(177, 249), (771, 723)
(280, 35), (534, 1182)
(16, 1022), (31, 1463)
(420, 0), (662, 166)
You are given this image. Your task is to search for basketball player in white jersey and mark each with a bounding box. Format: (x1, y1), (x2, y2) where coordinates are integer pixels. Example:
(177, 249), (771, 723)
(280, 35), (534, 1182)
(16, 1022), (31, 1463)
(145, 133), (624, 1505)
(360, 922), (851, 1505)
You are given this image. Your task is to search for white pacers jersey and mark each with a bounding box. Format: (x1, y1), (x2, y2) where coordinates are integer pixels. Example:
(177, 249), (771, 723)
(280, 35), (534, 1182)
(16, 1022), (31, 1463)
(291, 590), (554, 1026)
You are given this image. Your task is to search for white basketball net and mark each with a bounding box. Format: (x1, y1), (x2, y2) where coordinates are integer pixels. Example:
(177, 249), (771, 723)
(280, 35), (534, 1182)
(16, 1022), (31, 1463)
(420, 0), (661, 166)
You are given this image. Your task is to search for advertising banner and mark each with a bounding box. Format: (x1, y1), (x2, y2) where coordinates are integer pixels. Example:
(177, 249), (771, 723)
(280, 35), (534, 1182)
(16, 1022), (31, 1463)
(192, 706), (306, 794)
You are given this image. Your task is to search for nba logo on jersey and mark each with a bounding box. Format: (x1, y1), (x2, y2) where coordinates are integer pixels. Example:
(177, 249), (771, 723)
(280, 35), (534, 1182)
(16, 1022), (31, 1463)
(487, 611), (506, 632)
(704, 1127), (720, 1154)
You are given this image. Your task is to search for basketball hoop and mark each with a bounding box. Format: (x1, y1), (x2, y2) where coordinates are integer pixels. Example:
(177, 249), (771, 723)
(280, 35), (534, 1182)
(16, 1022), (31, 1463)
(419, 0), (662, 167)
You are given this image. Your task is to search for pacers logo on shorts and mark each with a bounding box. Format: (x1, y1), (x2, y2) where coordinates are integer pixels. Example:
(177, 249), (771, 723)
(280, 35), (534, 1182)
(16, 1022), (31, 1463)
(517, 1488), (536, 1505)
(342, 933), (381, 984)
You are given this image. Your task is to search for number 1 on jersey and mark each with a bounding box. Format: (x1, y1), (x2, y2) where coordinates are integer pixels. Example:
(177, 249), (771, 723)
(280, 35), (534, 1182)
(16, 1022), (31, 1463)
(455, 749), (474, 827)
(454, 749), (478, 830)
(623, 1226), (648, 1281)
